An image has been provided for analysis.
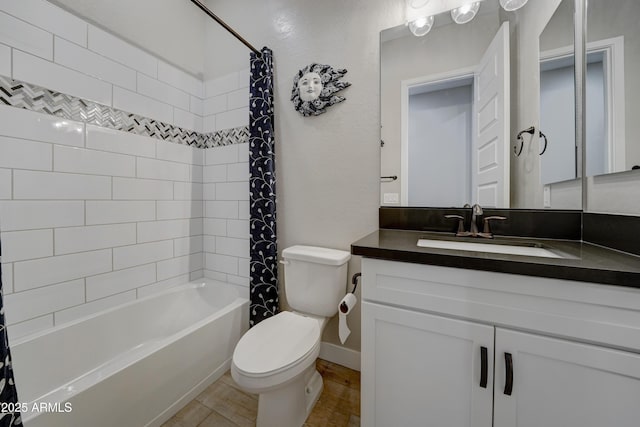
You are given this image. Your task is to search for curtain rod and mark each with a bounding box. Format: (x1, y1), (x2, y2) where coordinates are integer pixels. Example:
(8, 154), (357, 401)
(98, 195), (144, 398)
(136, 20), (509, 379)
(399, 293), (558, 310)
(189, 0), (261, 57)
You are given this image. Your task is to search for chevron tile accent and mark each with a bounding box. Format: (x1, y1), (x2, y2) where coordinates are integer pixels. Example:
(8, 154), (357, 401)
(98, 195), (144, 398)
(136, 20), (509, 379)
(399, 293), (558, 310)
(0, 75), (248, 149)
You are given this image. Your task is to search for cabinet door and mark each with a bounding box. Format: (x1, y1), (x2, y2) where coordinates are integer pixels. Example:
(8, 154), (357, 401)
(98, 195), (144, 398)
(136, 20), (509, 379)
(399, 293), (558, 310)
(361, 302), (494, 427)
(494, 328), (640, 427)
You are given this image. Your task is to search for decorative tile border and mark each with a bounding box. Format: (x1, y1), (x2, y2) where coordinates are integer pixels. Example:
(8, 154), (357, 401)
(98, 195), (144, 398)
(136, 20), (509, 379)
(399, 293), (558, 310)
(0, 75), (248, 149)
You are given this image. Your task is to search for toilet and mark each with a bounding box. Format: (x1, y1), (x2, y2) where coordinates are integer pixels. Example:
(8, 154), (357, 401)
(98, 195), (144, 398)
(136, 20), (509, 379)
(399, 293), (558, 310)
(231, 245), (351, 427)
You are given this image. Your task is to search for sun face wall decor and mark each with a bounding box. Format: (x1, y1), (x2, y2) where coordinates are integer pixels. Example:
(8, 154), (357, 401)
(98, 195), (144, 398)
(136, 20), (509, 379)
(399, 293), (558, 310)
(291, 63), (351, 116)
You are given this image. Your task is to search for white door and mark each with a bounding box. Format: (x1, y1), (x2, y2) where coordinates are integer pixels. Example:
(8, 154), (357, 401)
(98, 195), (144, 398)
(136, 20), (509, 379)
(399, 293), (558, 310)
(361, 302), (494, 427)
(494, 328), (640, 427)
(472, 22), (510, 207)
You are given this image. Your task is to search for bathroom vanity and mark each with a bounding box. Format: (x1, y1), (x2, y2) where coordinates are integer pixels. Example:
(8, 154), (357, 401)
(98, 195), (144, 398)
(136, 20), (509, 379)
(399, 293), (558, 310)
(369, 0), (640, 422)
(352, 228), (640, 427)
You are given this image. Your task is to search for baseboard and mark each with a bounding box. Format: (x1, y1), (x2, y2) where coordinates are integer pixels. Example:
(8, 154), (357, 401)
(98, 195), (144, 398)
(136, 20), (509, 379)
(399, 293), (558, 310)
(319, 342), (361, 371)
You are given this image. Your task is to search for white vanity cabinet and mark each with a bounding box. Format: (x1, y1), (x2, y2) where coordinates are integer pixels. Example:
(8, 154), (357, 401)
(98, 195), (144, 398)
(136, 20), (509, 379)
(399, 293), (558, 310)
(362, 302), (494, 427)
(360, 258), (640, 427)
(493, 328), (640, 427)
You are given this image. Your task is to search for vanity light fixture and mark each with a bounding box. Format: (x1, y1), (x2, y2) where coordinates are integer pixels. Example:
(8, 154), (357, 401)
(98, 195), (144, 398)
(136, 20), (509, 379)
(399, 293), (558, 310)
(451, 2), (481, 24)
(406, 0), (524, 37)
(405, 0), (434, 37)
(408, 15), (435, 36)
(499, 0), (528, 11)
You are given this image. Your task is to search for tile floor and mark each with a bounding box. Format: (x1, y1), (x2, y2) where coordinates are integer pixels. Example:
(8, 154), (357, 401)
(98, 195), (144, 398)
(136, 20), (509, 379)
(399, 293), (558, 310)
(161, 359), (360, 427)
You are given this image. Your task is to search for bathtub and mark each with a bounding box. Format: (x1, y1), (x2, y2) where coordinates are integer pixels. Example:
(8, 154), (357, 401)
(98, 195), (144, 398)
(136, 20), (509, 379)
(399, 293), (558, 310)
(10, 279), (249, 427)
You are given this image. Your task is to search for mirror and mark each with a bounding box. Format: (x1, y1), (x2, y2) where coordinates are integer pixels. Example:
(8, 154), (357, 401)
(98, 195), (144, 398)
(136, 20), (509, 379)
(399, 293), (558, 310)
(381, 0), (508, 207)
(585, 0), (640, 175)
(538, 0), (582, 209)
(380, 0), (581, 209)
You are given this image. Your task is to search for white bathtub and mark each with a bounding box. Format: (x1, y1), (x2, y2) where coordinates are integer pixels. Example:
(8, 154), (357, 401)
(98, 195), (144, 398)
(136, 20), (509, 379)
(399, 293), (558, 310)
(10, 279), (249, 427)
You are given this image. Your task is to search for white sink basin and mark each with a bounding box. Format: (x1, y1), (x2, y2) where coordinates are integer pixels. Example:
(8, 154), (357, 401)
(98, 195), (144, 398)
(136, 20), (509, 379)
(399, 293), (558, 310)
(417, 238), (563, 258)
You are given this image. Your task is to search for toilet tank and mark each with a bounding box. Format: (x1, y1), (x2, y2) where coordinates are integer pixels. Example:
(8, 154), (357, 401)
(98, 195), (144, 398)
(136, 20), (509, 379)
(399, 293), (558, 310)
(282, 245), (351, 318)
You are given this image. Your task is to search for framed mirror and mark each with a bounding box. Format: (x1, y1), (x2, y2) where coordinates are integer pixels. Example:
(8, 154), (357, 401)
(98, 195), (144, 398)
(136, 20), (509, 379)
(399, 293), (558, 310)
(380, 0), (581, 210)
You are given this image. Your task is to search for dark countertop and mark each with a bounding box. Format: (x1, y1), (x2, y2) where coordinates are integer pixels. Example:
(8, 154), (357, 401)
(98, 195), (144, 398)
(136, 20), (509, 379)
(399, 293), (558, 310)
(351, 229), (640, 288)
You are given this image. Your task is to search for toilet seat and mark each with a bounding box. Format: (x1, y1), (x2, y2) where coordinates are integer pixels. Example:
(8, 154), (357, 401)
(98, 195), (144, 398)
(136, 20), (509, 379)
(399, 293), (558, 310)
(232, 311), (321, 392)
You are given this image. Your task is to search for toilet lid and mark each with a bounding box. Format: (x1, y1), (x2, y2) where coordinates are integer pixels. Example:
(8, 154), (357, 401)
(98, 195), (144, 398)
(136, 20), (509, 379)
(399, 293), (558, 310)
(233, 312), (320, 376)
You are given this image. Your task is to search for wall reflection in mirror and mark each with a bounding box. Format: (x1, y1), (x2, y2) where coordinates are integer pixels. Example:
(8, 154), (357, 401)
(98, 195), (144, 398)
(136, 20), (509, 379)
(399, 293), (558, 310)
(539, 0), (576, 185)
(380, 0), (581, 210)
(586, 0), (640, 176)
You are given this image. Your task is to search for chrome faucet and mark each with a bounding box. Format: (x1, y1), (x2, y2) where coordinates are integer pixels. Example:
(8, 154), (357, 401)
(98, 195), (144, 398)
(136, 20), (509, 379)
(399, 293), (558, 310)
(470, 204), (483, 236)
(445, 204), (506, 238)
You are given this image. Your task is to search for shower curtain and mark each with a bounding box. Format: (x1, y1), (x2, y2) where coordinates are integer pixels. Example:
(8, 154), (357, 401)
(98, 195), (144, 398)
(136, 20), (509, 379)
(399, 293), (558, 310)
(0, 240), (22, 426)
(249, 47), (278, 327)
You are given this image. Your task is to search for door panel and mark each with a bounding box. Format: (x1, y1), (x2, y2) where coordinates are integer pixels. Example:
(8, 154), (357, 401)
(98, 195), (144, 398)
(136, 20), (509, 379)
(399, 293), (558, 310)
(473, 21), (510, 207)
(361, 302), (494, 427)
(494, 328), (640, 427)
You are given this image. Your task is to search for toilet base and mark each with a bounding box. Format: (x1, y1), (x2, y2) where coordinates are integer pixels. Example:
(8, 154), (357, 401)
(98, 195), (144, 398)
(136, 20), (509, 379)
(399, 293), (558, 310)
(256, 367), (324, 427)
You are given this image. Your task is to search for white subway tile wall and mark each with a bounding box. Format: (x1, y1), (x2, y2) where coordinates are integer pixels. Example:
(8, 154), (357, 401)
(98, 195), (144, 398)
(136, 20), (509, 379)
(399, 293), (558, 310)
(204, 71), (250, 133)
(0, 0), (250, 341)
(173, 108), (204, 134)
(190, 95), (205, 116)
(1, 229), (53, 262)
(112, 86), (174, 125)
(13, 50), (113, 106)
(112, 177), (174, 200)
(203, 143), (249, 287)
(0, 107), (207, 337)
(0, 43), (11, 77)
(54, 37), (137, 91)
(87, 25), (158, 78)
(158, 61), (204, 98)
(0, 105), (85, 147)
(0, 168), (11, 199)
(0, 136), (52, 171)
(2, 262), (12, 294)
(0, 132), (250, 337)
(0, 2), (250, 137)
(215, 107), (250, 132)
(0, 0), (88, 47)
(203, 95), (227, 116)
(0, 10), (53, 60)
(86, 125), (156, 158)
(4, 280), (85, 325)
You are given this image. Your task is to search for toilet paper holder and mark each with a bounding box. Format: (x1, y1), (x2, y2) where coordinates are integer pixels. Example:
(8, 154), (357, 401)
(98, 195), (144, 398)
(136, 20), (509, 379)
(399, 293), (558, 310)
(340, 273), (361, 313)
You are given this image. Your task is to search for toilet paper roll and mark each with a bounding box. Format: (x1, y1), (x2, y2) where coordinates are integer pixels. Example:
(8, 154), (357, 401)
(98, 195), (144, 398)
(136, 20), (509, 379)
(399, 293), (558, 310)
(338, 293), (357, 344)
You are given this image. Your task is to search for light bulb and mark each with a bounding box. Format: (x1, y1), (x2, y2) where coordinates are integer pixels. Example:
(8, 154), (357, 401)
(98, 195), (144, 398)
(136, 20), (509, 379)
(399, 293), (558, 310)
(499, 0), (528, 11)
(459, 4), (472, 14)
(408, 15), (434, 37)
(451, 1), (481, 24)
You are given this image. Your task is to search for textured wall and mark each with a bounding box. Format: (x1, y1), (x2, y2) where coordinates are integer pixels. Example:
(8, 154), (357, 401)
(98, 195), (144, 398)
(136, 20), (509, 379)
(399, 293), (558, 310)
(204, 0), (406, 352)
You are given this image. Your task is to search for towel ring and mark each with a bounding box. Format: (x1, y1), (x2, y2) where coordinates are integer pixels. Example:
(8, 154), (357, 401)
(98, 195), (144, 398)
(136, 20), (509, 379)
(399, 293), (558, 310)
(514, 126), (548, 156)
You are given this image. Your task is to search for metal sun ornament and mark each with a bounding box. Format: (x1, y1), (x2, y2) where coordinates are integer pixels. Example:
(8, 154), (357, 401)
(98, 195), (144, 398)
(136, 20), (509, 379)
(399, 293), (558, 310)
(291, 63), (351, 116)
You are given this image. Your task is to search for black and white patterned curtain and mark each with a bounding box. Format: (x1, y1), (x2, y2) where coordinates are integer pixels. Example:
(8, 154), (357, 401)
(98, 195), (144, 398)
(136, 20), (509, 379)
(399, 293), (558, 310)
(0, 240), (22, 426)
(249, 47), (278, 327)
